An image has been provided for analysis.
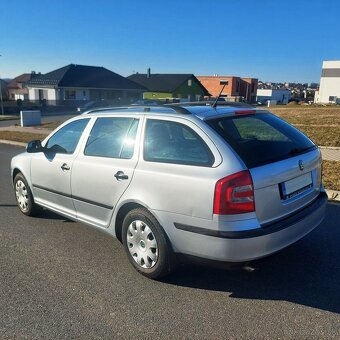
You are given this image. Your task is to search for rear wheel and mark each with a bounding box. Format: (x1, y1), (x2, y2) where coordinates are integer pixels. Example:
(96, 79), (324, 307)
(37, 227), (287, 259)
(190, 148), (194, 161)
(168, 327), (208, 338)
(14, 173), (41, 216)
(122, 208), (174, 279)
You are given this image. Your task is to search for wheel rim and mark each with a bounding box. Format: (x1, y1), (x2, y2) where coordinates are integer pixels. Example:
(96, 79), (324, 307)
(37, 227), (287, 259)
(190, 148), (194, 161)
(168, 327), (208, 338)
(126, 220), (158, 269)
(15, 180), (29, 212)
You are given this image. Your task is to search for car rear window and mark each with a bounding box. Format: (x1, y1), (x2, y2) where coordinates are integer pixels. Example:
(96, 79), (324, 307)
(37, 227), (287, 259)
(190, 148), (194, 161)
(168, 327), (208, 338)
(206, 113), (316, 168)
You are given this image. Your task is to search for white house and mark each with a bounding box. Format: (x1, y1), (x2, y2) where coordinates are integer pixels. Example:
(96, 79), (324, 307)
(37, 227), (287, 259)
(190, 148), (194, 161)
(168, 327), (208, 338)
(256, 89), (291, 104)
(314, 60), (340, 104)
(26, 64), (145, 104)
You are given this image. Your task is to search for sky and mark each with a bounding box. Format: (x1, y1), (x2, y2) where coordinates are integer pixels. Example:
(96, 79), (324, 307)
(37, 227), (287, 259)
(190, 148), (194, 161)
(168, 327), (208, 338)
(1, 0), (339, 83)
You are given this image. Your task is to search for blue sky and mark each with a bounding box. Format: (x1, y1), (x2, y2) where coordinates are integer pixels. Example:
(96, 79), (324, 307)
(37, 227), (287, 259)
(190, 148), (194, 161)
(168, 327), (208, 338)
(1, 0), (339, 82)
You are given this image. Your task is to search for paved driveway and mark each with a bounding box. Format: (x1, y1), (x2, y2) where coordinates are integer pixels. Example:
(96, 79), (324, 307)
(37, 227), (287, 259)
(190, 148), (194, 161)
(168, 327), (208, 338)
(0, 144), (339, 339)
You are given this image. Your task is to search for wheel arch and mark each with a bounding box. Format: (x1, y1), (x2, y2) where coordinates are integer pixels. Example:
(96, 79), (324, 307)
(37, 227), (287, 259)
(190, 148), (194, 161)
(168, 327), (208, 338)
(12, 168), (22, 183)
(114, 201), (168, 244)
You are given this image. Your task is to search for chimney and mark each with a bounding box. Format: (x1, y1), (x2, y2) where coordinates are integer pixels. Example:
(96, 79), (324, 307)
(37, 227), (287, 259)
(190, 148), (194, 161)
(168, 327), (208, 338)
(147, 68), (151, 79)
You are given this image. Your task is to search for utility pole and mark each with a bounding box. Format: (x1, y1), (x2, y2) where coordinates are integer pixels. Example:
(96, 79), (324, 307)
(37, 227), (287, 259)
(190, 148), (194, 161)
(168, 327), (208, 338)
(0, 55), (4, 115)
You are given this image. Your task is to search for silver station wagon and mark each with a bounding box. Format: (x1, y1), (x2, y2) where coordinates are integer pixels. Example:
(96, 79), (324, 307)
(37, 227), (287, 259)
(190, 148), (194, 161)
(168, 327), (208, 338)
(11, 104), (327, 279)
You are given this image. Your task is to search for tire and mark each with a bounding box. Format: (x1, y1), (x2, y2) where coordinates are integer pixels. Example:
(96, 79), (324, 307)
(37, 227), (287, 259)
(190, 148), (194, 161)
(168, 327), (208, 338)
(14, 173), (41, 216)
(122, 208), (174, 279)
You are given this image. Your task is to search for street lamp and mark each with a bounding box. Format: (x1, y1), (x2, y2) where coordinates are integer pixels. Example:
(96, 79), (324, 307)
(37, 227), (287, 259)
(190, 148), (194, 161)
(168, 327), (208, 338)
(0, 54), (4, 115)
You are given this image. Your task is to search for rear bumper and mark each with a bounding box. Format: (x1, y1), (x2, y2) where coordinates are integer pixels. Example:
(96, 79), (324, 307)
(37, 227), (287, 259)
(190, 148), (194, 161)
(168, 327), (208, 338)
(172, 192), (328, 262)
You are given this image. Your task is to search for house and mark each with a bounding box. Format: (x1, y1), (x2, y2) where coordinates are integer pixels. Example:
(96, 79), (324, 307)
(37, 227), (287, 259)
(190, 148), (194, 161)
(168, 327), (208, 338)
(128, 70), (210, 101)
(256, 89), (291, 104)
(314, 60), (340, 104)
(7, 72), (39, 101)
(26, 64), (145, 104)
(197, 76), (258, 102)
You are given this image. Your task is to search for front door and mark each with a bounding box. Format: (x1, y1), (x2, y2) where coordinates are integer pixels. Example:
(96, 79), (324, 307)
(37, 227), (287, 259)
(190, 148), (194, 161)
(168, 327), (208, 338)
(31, 118), (90, 217)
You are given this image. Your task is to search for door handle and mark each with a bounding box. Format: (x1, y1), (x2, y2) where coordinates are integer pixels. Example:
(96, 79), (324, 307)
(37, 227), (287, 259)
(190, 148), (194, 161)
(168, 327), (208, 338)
(61, 163), (70, 171)
(114, 171), (129, 180)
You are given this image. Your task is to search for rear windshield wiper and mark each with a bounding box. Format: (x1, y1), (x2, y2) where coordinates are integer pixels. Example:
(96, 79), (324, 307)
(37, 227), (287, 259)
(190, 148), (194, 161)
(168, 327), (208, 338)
(289, 145), (316, 155)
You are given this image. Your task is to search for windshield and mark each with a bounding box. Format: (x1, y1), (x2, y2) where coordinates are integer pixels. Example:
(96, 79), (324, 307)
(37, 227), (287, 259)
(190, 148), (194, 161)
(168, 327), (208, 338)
(206, 113), (316, 168)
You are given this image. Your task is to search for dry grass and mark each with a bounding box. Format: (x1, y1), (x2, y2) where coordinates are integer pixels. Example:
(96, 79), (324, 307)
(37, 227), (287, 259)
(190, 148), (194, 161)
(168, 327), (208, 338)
(40, 121), (65, 130)
(267, 106), (340, 147)
(322, 160), (340, 191)
(0, 131), (47, 143)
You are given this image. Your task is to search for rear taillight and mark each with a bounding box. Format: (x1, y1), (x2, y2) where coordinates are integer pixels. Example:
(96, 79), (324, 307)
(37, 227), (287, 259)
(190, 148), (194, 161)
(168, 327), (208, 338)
(213, 170), (255, 215)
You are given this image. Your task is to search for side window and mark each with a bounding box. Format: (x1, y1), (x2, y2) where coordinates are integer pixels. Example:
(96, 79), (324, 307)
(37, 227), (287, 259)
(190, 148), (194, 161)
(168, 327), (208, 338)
(144, 119), (214, 167)
(45, 119), (90, 154)
(84, 117), (139, 159)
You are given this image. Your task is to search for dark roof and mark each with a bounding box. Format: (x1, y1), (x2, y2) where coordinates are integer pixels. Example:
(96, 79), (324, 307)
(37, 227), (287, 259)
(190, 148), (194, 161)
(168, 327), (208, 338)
(128, 73), (209, 95)
(26, 64), (145, 90)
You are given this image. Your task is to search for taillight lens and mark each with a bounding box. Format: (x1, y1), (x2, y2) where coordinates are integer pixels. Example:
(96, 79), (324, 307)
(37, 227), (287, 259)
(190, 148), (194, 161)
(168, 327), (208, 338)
(214, 170), (255, 215)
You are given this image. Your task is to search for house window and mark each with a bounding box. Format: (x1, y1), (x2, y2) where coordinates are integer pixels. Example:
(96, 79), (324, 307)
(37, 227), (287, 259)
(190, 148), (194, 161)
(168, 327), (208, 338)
(236, 80), (240, 92)
(65, 90), (76, 100)
(329, 96), (337, 102)
(188, 79), (192, 86)
(83, 91), (86, 97)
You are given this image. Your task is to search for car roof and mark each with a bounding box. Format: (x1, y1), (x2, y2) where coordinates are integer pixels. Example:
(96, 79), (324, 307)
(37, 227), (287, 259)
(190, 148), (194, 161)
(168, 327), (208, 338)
(82, 103), (263, 120)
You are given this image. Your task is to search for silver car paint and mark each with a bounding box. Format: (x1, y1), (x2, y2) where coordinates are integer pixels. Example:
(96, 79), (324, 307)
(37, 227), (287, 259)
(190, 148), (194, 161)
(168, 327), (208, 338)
(10, 107), (327, 263)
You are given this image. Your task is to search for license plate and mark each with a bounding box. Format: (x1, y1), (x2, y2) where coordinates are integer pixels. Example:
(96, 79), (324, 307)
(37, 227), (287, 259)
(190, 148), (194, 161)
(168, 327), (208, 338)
(280, 172), (313, 200)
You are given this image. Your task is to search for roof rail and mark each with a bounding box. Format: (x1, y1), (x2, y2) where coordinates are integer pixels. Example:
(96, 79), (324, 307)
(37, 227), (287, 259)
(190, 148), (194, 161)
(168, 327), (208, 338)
(165, 101), (254, 108)
(82, 105), (191, 115)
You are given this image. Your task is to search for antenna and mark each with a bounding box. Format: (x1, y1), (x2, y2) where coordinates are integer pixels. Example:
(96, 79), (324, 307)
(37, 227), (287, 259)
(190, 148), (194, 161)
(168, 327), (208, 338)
(212, 80), (228, 108)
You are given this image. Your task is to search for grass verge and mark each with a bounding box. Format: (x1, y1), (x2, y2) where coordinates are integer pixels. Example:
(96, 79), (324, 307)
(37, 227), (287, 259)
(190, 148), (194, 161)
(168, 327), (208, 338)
(0, 116), (19, 121)
(268, 106), (340, 147)
(322, 161), (340, 191)
(0, 131), (47, 143)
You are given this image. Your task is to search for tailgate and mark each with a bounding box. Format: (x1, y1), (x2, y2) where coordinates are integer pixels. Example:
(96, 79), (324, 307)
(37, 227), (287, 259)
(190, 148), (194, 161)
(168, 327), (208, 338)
(250, 148), (322, 224)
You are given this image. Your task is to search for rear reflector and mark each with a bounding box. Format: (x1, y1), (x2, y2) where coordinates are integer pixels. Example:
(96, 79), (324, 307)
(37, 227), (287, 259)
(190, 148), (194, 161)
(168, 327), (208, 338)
(214, 170), (255, 215)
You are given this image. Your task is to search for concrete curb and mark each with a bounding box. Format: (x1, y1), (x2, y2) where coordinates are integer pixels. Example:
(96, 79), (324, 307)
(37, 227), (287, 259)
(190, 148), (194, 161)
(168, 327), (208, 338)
(325, 189), (340, 203)
(0, 139), (26, 147)
(319, 146), (340, 150)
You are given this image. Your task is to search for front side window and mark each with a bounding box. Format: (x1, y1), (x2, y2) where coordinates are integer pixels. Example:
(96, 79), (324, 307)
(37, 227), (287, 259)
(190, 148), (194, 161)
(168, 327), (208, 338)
(45, 119), (90, 154)
(84, 117), (139, 159)
(144, 119), (214, 166)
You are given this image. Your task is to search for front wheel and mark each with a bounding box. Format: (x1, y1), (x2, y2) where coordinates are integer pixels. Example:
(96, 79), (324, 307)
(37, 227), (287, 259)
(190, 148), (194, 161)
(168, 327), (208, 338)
(14, 173), (41, 216)
(122, 208), (174, 279)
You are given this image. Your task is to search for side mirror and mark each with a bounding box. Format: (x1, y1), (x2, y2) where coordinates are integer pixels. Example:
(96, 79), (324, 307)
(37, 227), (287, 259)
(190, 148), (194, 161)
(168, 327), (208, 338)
(26, 140), (43, 153)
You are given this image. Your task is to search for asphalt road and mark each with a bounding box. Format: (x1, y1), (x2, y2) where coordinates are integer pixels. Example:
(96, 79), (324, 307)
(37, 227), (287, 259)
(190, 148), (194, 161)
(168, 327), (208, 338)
(0, 144), (339, 339)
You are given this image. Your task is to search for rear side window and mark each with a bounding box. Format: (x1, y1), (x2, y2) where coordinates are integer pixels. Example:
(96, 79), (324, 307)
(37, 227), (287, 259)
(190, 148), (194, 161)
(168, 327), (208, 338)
(206, 113), (315, 168)
(84, 117), (139, 159)
(144, 119), (214, 167)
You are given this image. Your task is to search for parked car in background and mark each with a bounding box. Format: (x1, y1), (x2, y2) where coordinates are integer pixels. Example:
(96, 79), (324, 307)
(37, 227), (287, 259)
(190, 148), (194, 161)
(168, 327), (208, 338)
(131, 99), (161, 106)
(77, 100), (117, 113)
(11, 104), (327, 279)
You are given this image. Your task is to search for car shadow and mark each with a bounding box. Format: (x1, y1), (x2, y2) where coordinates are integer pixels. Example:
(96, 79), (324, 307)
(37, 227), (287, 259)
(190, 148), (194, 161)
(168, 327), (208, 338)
(164, 203), (340, 314)
(36, 209), (74, 222)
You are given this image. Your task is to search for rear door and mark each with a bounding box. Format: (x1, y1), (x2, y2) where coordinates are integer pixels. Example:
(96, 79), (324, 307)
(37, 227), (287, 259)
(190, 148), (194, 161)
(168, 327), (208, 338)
(71, 115), (141, 227)
(206, 112), (322, 224)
